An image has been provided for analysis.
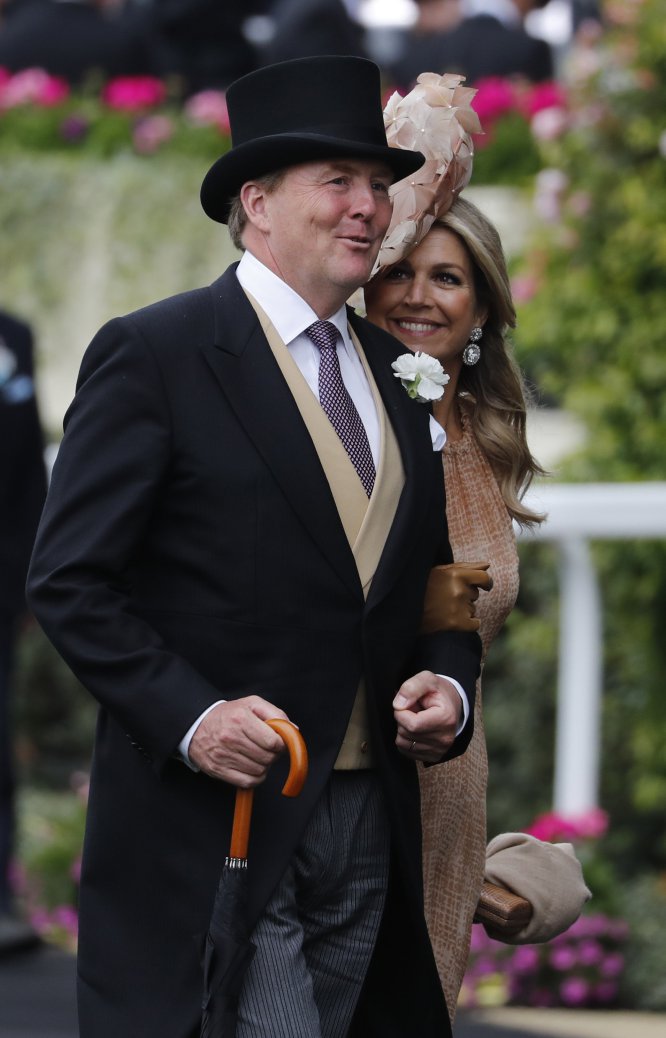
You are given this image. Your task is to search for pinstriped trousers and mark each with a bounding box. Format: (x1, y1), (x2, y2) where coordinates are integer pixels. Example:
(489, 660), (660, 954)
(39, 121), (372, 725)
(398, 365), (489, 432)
(236, 771), (390, 1038)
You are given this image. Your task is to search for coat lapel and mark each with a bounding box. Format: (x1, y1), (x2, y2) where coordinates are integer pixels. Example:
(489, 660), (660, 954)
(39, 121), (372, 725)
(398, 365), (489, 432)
(201, 268), (363, 601)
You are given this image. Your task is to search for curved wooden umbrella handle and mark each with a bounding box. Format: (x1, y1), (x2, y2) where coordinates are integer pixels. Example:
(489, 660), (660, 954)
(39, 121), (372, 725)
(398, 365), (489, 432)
(264, 718), (308, 797)
(229, 719), (308, 861)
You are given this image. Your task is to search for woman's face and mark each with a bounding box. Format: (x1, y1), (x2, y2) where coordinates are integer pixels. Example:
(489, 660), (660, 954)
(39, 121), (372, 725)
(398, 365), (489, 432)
(365, 225), (486, 375)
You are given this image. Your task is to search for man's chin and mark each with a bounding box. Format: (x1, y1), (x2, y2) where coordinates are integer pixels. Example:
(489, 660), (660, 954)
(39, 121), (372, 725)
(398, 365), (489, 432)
(336, 256), (380, 295)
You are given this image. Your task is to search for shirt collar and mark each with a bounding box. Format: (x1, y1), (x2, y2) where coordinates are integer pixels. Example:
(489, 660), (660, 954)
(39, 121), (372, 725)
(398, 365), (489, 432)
(236, 250), (350, 348)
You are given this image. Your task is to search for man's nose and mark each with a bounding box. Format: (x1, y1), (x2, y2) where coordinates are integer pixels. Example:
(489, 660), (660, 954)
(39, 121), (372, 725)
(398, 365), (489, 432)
(349, 181), (378, 219)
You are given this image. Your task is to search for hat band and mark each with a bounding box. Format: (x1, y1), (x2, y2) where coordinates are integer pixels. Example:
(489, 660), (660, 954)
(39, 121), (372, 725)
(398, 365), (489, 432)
(232, 122), (388, 148)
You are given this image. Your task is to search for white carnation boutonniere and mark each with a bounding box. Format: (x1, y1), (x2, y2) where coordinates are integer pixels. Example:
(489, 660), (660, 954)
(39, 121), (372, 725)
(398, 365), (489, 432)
(391, 351), (449, 403)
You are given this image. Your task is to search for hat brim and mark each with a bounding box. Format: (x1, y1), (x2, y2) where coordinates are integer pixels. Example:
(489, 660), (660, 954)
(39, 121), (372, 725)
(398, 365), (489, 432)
(200, 133), (425, 224)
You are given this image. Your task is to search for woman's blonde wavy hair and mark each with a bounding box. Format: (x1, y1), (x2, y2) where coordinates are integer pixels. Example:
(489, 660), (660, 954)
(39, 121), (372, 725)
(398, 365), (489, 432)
(433, 196), (545, 527)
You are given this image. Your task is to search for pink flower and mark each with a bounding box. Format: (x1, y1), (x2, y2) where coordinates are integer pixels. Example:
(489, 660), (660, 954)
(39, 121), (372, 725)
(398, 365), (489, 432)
(511, 274), (540, 304)
(471, 77), (519, 126)
(549, 945), (578, 971)
(184, 89), (230, 132)
(523, 81), (568, 117)
(600, 952), (624, 978)
(568, 190), (592, 218)
(30, 908), (51, 932)
(525, 806), (608, 843)
(578, 939), (604, 966)
(531, 106), (569, 142)
(510, 946), (539, 974)
(470, 925), (495, 953)
(594, 980), (619, 1003)
(524, 810), (578, 842)
(102, 76), (166, 112)
(560, 976), (589, 1006)
(535, 170), (566, 224)
(70, 855), (82, 884)
(132, 114), (174, 154)
(530, 988), (556, 1007)
(572, 807), (609, 839)
(472, 955), (501, 976)
(52, 904), (79, 935)
(0, 67), (69, 108)
(60, 114), (89, 143)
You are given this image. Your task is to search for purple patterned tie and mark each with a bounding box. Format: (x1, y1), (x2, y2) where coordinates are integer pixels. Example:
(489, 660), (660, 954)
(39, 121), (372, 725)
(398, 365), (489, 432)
(306, 320), (376, 497)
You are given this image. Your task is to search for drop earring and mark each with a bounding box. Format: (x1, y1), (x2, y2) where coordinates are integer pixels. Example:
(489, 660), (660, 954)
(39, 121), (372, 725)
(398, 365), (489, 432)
(462, 327), (482, 366)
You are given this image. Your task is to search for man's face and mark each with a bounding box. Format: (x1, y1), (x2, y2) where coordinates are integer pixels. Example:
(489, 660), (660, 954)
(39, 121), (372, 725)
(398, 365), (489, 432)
(258, 158), (393, 316)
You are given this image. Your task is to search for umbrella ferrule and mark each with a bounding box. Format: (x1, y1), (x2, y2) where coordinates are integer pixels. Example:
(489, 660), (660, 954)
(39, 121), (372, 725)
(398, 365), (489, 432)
(224, 856), (248, 870)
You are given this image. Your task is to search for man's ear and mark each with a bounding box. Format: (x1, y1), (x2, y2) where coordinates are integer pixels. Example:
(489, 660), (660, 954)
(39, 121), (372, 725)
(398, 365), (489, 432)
(240, 182), (271, 234)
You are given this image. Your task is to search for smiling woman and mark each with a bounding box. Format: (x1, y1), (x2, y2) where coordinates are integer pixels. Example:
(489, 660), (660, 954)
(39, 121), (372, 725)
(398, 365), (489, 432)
(368, 223), (487, 414)
(365, 195), (541, 510)
(365, 182), (545, 1014)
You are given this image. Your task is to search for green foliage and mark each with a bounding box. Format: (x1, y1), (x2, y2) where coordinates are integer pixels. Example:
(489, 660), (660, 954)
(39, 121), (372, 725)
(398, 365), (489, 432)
(13, 621), (95, 784)
(619, 874), (666, 1011)
(515, 0), (666, 481)
(17, 788), (85, 910)
(473, 112), (543, 186)
(483, 542), (559, 832)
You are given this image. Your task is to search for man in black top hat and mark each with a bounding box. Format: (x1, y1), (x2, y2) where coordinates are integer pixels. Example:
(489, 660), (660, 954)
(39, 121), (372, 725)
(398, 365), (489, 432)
(27, 55), (480, 1037)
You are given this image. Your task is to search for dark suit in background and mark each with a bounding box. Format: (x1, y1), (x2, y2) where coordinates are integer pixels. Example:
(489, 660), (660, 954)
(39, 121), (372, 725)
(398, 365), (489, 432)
(0, 311), (46, 924)
(0, 0), (153, 85)
(392, 10), (554, 89)
(261, 0), (367, 64)
(141, 0), (269, 93)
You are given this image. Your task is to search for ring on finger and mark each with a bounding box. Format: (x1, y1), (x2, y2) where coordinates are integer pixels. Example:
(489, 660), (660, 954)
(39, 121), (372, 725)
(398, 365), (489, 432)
(410, 739), (416, 752)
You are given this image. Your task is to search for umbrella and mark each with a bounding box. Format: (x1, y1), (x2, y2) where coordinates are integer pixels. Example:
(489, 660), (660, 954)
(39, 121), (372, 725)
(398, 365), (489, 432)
(200, 718), (308, 1037)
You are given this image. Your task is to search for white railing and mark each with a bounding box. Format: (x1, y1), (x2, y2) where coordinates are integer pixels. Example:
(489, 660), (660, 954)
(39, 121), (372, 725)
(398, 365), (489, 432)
(517, 483), (666, 815)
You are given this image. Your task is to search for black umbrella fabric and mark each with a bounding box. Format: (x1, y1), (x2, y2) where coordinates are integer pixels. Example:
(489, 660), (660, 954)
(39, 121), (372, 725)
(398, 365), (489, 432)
(200, 718), (308, 1038)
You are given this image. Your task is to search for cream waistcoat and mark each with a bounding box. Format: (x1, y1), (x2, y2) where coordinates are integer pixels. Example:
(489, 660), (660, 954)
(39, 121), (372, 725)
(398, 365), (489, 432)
(244, 293), (405, 767)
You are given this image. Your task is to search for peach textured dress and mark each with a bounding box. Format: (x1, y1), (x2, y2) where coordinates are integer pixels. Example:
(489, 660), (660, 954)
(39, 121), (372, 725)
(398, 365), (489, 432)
(419, 417), (520, 1019)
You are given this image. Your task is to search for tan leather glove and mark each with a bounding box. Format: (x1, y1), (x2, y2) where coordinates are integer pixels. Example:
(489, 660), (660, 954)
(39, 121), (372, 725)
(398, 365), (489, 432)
(421, 562), (493, 634)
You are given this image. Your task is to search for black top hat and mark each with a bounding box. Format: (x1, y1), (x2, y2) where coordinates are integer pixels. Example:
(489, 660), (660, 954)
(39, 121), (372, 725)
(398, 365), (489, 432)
(200, 55), (424, 224)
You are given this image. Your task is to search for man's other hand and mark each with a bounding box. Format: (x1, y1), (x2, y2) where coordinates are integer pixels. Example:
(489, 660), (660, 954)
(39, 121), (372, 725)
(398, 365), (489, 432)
(392, 672), (462, 762)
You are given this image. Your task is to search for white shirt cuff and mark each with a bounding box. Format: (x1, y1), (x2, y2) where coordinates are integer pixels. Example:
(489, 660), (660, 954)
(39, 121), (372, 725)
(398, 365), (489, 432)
(437, 675), (469, 735)
(177, 700), (226, 771)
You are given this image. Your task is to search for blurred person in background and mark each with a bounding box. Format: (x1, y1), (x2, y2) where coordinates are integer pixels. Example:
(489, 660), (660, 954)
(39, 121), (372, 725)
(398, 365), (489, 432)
(0, 309), (47, 953)
(0, 0), (153, 85)
(139, 0), (271, 94)
(391, 0), (554, 89)
(259, 0), (367, 65)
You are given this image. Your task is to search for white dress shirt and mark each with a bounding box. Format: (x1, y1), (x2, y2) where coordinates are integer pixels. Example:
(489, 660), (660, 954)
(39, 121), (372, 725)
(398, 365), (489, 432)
(178, 252), (467, 764)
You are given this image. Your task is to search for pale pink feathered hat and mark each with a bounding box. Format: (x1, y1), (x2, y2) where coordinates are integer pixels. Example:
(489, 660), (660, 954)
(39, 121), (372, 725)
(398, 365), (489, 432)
(371, 72), (483, 277)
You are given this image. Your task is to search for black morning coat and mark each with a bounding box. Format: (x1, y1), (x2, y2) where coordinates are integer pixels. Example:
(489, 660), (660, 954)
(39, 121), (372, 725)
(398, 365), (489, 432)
(27, 264), (481, 1038)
